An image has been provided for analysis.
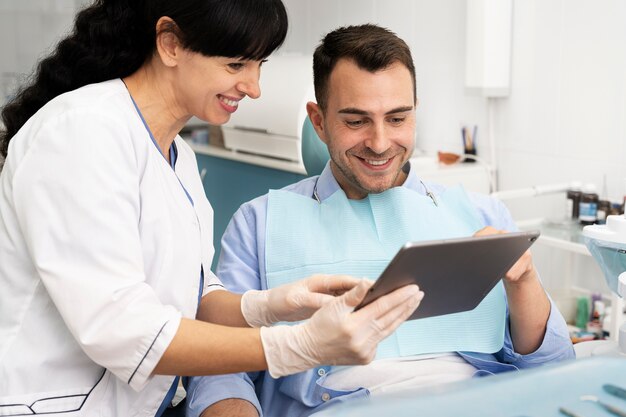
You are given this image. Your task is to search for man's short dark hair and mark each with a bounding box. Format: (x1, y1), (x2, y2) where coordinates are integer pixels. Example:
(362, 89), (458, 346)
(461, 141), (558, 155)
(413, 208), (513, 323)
(312, 24), (417, 110)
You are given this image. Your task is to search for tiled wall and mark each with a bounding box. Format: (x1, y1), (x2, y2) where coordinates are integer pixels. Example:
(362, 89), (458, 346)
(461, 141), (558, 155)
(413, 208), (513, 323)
(498, 0), (625, 219)
(0, 0), (90, 104)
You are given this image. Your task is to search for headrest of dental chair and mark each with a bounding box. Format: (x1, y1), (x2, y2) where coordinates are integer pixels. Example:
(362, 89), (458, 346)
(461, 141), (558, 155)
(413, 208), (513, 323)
(301, 116), (330, 177)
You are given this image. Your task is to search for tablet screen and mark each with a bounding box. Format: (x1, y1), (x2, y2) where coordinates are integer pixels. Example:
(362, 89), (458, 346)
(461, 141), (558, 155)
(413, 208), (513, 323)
(355, 230), (539, 320)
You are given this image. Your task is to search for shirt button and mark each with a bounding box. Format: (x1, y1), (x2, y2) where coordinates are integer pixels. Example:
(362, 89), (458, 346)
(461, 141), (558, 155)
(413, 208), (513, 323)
(317, 368), (326, 377)
(321, 392), (331, 402)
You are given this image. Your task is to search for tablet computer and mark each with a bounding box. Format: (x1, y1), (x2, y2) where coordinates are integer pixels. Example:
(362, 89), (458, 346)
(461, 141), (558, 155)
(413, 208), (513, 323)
(355, 230), (540, 320)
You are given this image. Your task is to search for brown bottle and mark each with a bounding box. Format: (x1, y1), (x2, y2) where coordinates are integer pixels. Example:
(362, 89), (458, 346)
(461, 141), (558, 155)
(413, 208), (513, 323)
(566, 182), (582, 220)
(579, 184), (599, 225)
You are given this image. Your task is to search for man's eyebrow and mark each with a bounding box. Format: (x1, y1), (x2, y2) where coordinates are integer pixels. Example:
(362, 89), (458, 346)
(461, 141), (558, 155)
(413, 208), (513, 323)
(337, 108), (368, 115)
(337, 106), (414, 115)
(385, 106), (414, 115)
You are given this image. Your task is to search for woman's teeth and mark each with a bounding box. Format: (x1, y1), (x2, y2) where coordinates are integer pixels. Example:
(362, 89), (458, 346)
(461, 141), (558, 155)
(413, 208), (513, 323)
(220, 96), (239, 107)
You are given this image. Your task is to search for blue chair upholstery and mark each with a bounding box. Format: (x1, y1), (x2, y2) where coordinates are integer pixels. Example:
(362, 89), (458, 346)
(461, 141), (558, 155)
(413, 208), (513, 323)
(301, 116), (330, 176)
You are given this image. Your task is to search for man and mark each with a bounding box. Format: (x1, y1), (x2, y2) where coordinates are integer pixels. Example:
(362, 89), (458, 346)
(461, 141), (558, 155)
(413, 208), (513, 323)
(187, 24), (575, 417)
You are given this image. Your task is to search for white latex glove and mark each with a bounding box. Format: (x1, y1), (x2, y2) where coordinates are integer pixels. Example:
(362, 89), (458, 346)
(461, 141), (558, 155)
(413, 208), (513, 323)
(260, 279), (424, 378)
(241, 274), (362, 327)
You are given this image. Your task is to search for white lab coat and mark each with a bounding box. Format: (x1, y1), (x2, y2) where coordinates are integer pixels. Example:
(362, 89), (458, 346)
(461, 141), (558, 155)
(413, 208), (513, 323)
(0, 79), (222, 416)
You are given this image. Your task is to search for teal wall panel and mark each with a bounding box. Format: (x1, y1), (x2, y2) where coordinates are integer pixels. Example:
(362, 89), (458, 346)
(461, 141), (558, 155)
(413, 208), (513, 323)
(196, 154), (306, 271)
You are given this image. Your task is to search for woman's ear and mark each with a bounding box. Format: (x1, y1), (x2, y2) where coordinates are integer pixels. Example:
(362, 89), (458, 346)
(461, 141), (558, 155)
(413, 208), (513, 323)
(154, 16), (183, 67)
(306, 101), (328, 144)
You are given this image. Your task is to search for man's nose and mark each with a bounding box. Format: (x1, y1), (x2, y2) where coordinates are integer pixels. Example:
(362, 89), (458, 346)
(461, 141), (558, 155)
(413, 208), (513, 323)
(365, 123), (391, 154)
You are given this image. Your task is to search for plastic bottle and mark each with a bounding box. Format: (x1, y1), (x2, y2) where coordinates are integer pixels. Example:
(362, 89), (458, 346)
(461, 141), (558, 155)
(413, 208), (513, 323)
(594, 300), (606, 322)
(565, 182), (583, 220)
(597, 200), (611, 224)
(587, 300), (606, 338)
(579, 184), (599, 225)
(575, 296), (589, 329)
(609, 201), (621, 216)
(590, 293), (602, 320)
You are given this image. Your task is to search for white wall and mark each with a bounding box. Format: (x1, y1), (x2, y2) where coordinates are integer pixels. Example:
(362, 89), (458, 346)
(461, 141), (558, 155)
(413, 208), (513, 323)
(281, 0), (626, 199)
(281, 0), (489, 163)
(501, 1), (624, 319)
(497, 0), (626, 214)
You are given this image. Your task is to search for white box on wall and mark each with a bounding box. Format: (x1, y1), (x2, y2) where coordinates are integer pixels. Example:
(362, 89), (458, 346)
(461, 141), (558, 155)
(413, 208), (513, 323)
(465, 0), (512, 97)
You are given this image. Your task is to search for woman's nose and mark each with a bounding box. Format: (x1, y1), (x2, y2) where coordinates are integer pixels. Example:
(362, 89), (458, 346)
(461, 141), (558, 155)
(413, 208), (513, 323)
(238, 70), (261, 99)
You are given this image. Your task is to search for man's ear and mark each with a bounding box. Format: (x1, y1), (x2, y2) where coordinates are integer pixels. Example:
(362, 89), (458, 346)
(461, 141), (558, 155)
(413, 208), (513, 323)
(155, 17), (183, 68)
(306, 101), (328, 144)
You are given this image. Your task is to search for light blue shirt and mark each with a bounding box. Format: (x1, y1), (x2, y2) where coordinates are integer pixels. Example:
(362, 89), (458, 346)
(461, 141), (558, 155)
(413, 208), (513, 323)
(187, 163), (575, 417)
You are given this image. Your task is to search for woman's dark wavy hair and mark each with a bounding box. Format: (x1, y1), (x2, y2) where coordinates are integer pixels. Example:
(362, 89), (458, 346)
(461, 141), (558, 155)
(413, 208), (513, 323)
(0, 0), (288, 158)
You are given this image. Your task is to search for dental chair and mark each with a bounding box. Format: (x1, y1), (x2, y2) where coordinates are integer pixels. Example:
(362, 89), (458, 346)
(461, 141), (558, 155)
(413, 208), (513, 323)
(301, 116), (329, 177)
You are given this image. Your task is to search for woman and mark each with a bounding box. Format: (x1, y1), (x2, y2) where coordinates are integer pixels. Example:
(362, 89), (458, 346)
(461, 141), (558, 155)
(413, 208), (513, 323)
(0, 0), (421, 415)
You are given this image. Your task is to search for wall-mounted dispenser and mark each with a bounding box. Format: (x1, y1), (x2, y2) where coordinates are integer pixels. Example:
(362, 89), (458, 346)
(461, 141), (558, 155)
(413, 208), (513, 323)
(465, 0), (513, 97)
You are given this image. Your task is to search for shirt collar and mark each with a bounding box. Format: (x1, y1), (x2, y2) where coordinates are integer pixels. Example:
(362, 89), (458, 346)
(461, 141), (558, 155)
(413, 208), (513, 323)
(315, 160), (423, 202)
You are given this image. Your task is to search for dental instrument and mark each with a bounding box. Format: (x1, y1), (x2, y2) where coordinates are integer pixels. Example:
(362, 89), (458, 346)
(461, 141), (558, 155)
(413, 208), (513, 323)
(604, 384), (626, 401)
(558, 406), (587, 417)
(580, 395), (626, 417)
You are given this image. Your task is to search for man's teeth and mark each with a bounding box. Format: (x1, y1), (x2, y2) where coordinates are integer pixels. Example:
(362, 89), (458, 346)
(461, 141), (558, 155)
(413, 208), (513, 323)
(220, 97), (239, 107)
(366, 159), (389, 166)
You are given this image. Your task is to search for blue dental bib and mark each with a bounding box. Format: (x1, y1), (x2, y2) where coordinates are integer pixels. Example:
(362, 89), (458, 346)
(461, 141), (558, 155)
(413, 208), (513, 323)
(266, 184), (506, 358)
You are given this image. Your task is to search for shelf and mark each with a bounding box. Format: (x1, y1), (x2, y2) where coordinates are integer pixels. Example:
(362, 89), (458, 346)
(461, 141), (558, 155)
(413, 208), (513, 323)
(186, 139), (492, 194)
(185, 139), (307, 175)
(517, 218), (591, 256)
